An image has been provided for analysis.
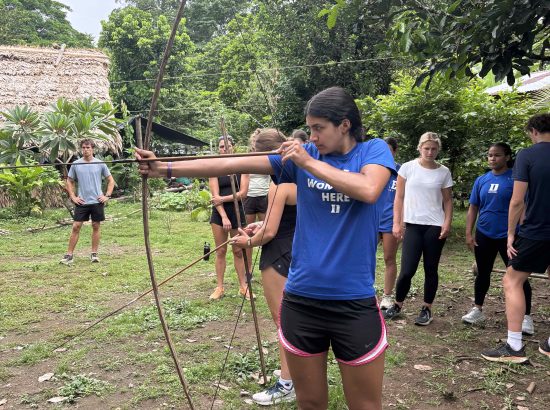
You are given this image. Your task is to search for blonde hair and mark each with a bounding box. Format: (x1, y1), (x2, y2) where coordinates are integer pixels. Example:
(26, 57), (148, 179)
(417, 132), (442, 150)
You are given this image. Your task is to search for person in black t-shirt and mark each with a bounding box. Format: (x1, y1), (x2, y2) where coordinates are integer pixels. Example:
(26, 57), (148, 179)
(482, 113), (550, 363)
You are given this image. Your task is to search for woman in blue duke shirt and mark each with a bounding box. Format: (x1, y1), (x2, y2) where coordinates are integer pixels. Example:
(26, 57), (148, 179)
(462, 143), (533, 335)
(137, 87), (395, 409)
(378, 137), (401, 310)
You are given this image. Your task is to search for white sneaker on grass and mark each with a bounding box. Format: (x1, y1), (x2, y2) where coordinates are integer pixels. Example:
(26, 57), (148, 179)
(60, 254), (74, 265)
(252, 381), (296, 406)
(379, 294), (394, 310)
(462, 307), (485, 325)
(522, 315), (534, 336)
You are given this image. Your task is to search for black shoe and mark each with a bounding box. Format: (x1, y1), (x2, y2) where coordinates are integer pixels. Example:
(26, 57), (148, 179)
(383, 304), (402, 320)
(539, 339), (550, 358)
(481, 343), (528, 364)
(414, 306), (433, 326)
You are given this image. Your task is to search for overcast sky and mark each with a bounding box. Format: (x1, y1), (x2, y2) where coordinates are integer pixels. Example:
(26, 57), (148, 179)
(59, 0), (119, 42)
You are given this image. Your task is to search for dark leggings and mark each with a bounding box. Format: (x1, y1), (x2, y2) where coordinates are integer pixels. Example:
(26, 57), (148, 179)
(474, 230), (532, 314)
(396, 224), (446, 305)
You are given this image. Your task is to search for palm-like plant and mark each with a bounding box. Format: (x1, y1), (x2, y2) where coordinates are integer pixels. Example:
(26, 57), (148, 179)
(0, 97), (121, 166)
(0, 105), (40, 164)
(40, 97), (120, 163)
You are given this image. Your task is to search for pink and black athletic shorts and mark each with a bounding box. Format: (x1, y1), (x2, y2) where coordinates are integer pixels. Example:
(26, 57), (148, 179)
(279, 292), (388, 366)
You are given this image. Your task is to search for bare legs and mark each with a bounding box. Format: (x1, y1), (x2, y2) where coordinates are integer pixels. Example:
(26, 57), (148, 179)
(381, 233), (398, 296)
(66, 221), (83, 254)
(503, 266), (531, 333)
(261, 267), (290, 379)
(91, 221), (100, 253)
(285, 351), (384, 410)
(211, 223), (247, 292)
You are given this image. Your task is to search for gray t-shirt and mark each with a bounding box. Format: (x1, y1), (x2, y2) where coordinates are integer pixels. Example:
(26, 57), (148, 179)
(68, 158), (111, 205)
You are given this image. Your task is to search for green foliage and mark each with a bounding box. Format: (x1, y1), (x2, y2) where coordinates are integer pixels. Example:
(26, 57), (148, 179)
(359, 72), (535, 196)
(120, 298), (223, 331)
(0, 162), (63, 216)
(58, 374), (113, 402)
(0, 105), (39, 164)
(103, 0), (397, 142)
(0, 0), (92, 47)
(152, 182), (211, 221)
(0, 98), (120, 165)
(102, 149), (142, 195)
(322, 0), (550, 86)
(99, 6), (195, 114)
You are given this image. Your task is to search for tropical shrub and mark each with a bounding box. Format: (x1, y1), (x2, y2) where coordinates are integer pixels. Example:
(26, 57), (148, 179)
(0, 162), (63, 216)
(359, 73), (536, 199)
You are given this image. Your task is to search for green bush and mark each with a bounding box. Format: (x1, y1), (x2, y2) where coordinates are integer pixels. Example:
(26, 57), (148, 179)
(151, 181), (211, 221)
(359, 72), (536, 198)
(0, 163), (64, 216)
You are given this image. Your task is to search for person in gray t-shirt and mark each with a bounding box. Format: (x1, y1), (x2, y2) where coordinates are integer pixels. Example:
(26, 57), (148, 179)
(60, 139), (115, 265)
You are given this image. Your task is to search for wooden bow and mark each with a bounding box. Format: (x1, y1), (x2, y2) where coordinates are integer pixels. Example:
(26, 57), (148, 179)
(140, 1), (194, 408)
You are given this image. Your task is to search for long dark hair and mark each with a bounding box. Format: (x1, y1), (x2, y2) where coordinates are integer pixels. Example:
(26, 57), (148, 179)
(304, 87), (363, 142)
(384, 136), (398, 152)
(489, 142), (514, 168)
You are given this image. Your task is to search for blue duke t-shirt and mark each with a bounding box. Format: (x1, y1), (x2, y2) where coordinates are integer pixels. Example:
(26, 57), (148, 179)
(268, 139), (396, 300)
(469, 169), (513, 239)
(379, 163), (400, 233)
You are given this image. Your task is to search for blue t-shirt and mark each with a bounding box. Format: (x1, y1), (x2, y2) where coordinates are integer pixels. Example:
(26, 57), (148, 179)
(68, 158), (111, 205)
(513, 142), (550, 240)
(469, 169), (513, 239)
(379, 163), (401, 233)
(268, 139), (396, 300)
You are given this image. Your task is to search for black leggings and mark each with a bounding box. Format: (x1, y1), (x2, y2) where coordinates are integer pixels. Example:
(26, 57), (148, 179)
(474, 230), (532, 314)
(396, 224), (446, 305)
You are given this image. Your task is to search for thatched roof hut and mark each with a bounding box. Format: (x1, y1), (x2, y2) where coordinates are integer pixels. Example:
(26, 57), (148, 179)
(0, 45), (121, 154)
(0, 45), (111, 110)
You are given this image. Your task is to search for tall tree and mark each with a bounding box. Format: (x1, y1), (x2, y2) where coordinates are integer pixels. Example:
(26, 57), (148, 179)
(322, 0), (550, 86)
(118, 0), (249, 45)
(99, 6), (195, 114)
(0, 0), (92, 47)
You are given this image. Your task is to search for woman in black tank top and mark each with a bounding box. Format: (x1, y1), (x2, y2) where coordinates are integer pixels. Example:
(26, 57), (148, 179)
(231, 129), (298, 405)
(208, 136), (249, 300)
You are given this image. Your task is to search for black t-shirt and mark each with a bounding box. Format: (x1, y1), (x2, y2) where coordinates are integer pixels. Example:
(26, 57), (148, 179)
(513, 142), (550, 240)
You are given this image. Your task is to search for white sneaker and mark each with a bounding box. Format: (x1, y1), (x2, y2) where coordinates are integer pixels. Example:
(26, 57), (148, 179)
(59, 254), (74, 265)
(522, 315), (534, 336)
(379, 294), (394, 310)
(462, 307), (485, 325)
(252, 381), (296, 406)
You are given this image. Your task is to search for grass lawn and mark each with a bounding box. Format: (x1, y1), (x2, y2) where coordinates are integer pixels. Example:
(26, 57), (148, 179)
(0, 201), (548, 409)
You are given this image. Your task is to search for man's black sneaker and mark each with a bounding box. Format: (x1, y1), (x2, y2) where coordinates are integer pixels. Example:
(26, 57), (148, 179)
(539, 339), (550, 358)
(481, 343), (528, 363)
(414, 306), (433, 326)
(383, 304), (402, 320)
(90, 253), (100, 263)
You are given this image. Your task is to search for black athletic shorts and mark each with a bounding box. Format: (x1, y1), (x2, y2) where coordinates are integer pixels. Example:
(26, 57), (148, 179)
(279, 292), (388, 365)
(509, 235), (550, 273)
(259, 236), (292, 277)
(244, 195), (268, 215)
(210, 203), (246, 229)
(74, 203), (105, 222)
